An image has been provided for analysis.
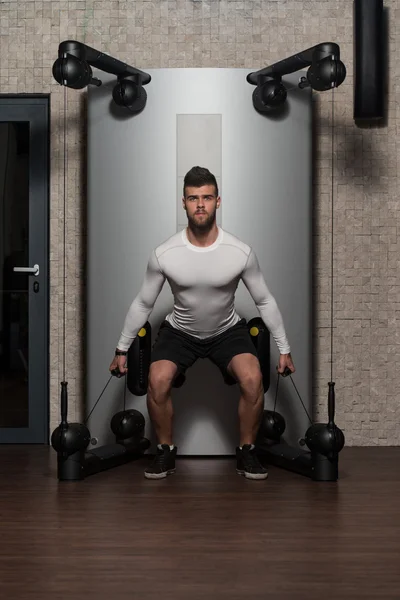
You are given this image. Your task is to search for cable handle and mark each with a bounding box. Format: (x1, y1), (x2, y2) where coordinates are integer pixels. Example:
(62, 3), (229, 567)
(60, 381), (68, 426)
(111, 368), (125, 378)
(280, 366), (293, 378)
(328, 381), (335, 427)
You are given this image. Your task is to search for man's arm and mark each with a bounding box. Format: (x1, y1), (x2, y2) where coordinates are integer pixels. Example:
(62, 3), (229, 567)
(116, 250), (166, 351)
(241, 248), (291, 355)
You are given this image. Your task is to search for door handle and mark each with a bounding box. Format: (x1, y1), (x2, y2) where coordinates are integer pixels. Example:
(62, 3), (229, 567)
(13, 264), (40, 276)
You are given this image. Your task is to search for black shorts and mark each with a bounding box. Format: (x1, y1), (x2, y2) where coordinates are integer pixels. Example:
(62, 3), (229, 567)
(150, 318), (258, 382)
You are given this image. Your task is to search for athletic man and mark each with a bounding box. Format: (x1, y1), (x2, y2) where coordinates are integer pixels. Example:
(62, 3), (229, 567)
(110, 166), (295, 480)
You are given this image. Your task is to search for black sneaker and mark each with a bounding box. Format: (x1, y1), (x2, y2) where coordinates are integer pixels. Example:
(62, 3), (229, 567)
(236, 444), (268, 480)
(144, 444), (177, 479)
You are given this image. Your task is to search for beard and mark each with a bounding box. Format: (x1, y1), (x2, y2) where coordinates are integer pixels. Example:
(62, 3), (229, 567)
(187, 208), (216, 232)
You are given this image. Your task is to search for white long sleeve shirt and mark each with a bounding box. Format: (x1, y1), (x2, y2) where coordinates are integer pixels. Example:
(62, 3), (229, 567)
(117, 227), (291, 354)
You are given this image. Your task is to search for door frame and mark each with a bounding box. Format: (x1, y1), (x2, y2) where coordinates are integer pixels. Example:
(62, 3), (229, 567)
(0, 94), (50, 444)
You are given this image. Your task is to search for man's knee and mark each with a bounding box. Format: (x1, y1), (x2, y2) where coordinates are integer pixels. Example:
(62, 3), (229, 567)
(228, 354), (263, 396)
(241, 370), (263, 397)
(148, 360), (178, 398)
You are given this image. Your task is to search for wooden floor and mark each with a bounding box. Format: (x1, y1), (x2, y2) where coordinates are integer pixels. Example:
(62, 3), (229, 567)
(0, 446), (400, 600)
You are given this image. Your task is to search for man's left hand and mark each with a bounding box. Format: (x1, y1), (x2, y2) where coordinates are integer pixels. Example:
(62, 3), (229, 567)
(277, 353), (295, 375)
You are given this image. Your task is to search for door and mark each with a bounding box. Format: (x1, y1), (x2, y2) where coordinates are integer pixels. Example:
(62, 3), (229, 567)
(0, 96), (49, 443)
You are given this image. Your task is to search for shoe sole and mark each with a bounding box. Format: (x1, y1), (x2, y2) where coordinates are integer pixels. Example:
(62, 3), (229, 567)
(144, 468), (176, 479)
(236, 469), (268, 480)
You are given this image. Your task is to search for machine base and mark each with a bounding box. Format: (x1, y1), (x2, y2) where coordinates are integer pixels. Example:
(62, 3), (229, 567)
(57, 437), (150, 481)
(256, 439), (339, 481)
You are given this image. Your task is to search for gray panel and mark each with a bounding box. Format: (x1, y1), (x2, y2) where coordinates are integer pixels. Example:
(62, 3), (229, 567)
(86, 69), (312, 455)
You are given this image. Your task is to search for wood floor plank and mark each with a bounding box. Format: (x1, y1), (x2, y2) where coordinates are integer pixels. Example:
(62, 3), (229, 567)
(0, 447), (399, 600)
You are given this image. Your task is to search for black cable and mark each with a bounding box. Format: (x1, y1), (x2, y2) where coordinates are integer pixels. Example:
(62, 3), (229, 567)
(84, 375), (113, 425)
(330, 86), (334, 383)
(123, 373), (127, 411)
(272, 87), (337, 435)
(287, 375), (313, 424)
(273, 373), (280, 415)
(59, 82), (128, 431)
(62, 84), (67, 382)
(330, 85), (338, 451)
(273, 371), (312, 425)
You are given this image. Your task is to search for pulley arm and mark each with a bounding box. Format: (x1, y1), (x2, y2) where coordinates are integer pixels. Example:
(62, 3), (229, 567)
(246, 42), (346, 114)
(58, 40), (151, 84)
(246, 42), (341, 84)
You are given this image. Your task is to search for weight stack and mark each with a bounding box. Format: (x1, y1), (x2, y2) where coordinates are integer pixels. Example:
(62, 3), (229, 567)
(353, 0), (385, 123)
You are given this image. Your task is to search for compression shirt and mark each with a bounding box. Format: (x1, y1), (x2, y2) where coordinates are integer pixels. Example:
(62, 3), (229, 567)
(117, 227), (291, 354)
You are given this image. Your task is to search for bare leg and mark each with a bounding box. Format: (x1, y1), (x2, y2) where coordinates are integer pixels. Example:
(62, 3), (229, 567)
(227, 354), (264, 446)
(146, 360), (178, 446)
(238, 379), (264, 446)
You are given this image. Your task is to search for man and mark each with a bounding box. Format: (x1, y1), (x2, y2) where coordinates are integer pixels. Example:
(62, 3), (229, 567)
(110, 166), (295, 480)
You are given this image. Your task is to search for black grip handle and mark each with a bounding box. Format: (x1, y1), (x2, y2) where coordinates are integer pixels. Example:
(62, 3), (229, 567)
(328, 381), (335, 425)
(281, 367), (292, 377)
(111, 368), (125, 378)
(60, 381), (68, 425)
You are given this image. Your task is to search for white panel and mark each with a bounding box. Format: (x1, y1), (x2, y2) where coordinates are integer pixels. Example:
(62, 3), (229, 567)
(176, 114), (222, 176)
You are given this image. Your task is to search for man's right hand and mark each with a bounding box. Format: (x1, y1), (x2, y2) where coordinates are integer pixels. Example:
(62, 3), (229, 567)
(109, 354), (128, 375)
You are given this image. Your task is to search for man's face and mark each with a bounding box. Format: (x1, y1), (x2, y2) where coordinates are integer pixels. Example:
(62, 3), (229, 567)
(182, 184), (220, 231)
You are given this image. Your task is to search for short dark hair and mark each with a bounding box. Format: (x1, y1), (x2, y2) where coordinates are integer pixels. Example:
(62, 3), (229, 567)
(183, 166), (218, 197)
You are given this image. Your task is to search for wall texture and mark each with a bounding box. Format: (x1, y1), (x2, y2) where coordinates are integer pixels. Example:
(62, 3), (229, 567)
(1, 0), (399, 445)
